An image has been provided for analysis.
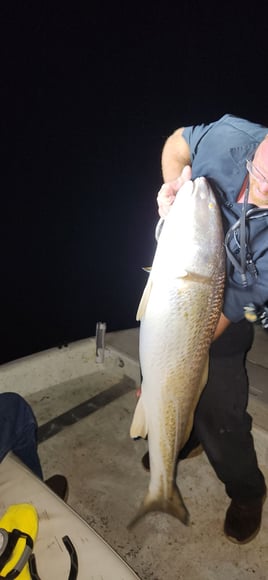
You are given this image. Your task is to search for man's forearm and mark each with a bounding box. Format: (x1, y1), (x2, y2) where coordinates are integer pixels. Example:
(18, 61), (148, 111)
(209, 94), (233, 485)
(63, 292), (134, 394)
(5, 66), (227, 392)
(161, 127), (191, 181)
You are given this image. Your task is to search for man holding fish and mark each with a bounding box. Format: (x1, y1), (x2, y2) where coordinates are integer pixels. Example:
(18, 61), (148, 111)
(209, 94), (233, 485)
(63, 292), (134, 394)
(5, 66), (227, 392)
(132, 114), (268, 544)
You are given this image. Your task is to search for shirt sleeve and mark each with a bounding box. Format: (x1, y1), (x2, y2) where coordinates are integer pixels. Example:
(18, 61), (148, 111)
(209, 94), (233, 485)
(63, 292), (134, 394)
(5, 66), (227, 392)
(182, 115), (232, 160)
(182, 122), (212, 161)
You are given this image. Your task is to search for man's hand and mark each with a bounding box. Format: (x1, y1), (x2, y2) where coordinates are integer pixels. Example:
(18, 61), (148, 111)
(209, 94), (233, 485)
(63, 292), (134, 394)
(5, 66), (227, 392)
(213, 313), (231, 341)
(156, 165), (192, 218)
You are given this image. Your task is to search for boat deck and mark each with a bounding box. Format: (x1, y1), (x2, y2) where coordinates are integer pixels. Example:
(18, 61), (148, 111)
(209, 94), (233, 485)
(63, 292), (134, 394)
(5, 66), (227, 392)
(1, 326), (268, 579)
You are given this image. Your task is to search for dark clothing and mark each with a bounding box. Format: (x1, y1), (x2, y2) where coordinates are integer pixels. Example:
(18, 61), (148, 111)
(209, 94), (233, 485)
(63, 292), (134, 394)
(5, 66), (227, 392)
(180, 320), (266, 500)
(183, 114), (268, 323)
(179, 115), (267, 501)
(0, 392), (43, 479)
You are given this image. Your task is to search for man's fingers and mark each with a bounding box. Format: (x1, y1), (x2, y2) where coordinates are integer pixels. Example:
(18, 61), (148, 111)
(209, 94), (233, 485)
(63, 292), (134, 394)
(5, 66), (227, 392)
(157, 183), (176, 217)
(156, 166), (192, 218)
(181, 164), (192, 181)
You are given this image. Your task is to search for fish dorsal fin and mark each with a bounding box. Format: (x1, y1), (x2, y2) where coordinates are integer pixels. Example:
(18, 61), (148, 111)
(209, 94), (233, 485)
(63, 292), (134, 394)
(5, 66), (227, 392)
(130, 395), (148, 439)
(136, 276), (153, 321)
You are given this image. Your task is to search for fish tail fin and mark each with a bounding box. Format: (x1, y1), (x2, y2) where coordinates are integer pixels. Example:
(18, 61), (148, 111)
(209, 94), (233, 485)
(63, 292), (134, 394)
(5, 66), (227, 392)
(127, 484), (189, 529)
(130, 395), (148, 439)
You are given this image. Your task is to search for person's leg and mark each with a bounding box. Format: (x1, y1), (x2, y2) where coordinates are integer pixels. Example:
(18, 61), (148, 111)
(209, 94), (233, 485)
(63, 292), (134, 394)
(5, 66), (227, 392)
(192, 320), (266, 543)
(193, 320), (265, 500)
(0, 392), (43, 479)
(194, 352), (266, 499)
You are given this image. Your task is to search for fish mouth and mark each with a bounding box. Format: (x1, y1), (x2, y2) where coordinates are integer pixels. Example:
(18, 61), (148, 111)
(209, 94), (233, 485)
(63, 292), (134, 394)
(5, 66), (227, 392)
(193, 176), (215, 202)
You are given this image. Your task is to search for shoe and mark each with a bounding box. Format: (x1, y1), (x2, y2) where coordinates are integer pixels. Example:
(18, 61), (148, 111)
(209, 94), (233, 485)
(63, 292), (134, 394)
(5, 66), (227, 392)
(224, 490), (266, 544)
(45, 475), (69, 501)
(141, 444), (203, 472)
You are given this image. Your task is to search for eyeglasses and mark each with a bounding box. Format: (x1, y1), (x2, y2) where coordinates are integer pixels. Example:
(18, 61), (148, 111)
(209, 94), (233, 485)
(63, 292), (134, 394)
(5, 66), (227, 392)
(246, 159), (268, 185)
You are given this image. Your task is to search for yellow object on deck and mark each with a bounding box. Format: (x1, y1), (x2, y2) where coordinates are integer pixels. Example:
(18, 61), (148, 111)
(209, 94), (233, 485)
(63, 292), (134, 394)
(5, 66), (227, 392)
(0, 503), (38, 579)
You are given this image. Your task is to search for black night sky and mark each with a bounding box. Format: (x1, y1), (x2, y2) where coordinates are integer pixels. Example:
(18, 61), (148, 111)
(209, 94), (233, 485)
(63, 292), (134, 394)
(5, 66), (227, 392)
(1, 1), (268, 363)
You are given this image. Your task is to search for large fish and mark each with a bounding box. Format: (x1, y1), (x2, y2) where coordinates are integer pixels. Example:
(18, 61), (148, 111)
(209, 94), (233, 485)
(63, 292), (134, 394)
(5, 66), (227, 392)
(129, 177), (225, 527)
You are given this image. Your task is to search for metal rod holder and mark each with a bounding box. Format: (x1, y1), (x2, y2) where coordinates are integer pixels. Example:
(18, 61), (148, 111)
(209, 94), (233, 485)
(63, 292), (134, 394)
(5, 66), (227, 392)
(95, 321), (107, 363)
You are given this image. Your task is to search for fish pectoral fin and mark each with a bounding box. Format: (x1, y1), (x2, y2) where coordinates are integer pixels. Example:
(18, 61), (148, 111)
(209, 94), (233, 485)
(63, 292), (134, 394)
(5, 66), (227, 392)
(130, 396), (148, 439)
(177, 270), (212, 284)
(127, 484), (189, 529)
(136, 276), (153, 321)
(142, 266), (152, 273)
(176, 269), (188, 278)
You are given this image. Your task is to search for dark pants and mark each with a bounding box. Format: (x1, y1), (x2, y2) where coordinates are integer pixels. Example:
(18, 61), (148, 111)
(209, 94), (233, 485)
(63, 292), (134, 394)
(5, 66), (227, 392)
(0, 392), (43, 479)
(179, 320), (266, 501)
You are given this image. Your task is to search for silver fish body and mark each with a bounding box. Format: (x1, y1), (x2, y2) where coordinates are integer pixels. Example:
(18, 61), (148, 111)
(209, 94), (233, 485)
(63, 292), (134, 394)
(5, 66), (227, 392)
(129, 177), (225, 527)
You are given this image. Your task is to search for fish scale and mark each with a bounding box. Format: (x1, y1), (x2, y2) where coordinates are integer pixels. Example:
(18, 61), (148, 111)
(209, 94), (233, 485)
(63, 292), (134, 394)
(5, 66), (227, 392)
(129, 177), (225, 528)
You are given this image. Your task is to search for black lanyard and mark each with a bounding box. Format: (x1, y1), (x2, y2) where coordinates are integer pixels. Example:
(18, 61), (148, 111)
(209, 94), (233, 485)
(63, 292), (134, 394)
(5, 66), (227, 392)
(224, 192), (268, 287)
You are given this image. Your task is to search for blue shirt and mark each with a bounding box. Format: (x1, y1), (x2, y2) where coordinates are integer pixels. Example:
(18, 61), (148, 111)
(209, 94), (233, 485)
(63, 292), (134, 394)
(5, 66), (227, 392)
(183, 114), (268, 322)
